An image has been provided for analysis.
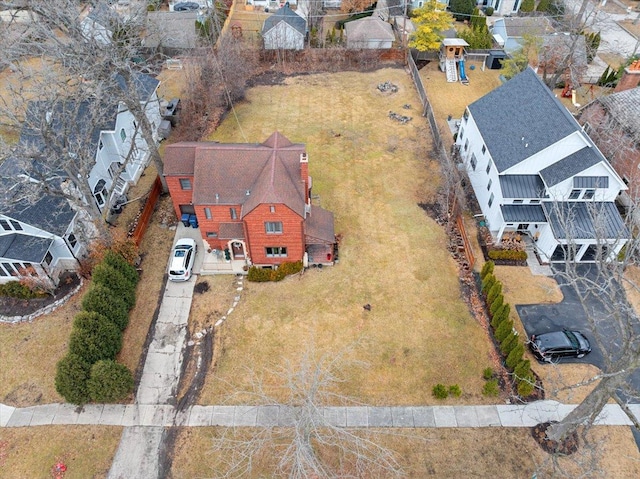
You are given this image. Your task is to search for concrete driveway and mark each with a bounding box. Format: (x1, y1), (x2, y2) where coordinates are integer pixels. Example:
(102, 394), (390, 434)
(516, 265), (640, 401)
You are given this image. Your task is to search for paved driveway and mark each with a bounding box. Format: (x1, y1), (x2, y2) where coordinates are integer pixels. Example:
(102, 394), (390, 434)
(516, 265), (640, 402)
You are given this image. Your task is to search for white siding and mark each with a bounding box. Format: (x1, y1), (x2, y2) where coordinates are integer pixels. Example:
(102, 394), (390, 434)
(264, 22), (305, 50)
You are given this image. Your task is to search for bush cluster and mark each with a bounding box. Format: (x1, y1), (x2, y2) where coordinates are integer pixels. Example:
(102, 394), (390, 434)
(487, 249), (528, 261)
(481, 261), (535, 398)
(432, 384), (462, 399)
(247, 261), (303, 283)
(55, 250), (136, 404)
(0, 281), (40, 299)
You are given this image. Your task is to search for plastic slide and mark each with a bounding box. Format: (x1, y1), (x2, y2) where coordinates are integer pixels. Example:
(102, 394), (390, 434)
(459, 60), (468, 83)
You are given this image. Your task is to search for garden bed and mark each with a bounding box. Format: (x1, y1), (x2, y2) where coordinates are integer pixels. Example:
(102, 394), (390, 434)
(0, 273), (80, 318)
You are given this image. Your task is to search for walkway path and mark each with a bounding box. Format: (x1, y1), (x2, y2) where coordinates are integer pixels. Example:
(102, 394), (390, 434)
(2, 401), (640, 428)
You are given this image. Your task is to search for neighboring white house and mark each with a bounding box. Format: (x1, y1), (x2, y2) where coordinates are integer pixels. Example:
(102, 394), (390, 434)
(262, 4), (306, 50)
(481, 0), (523, 16)
(345, 17), (395, 49)
(0, 169), (81, 285)
(89, 73), (162, 210)
(456, 68), (629, 263)
(490, 16), (554, 53)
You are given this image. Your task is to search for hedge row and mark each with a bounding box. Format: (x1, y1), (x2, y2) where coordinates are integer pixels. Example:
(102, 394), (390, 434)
(247, 261), (304, 282)
(55, 250), (138, 404)
(488, 249), (528, 261)
(480, 261), (535, 397)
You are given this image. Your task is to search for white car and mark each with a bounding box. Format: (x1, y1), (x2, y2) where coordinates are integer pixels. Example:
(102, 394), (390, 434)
(169, 238), (197, 281)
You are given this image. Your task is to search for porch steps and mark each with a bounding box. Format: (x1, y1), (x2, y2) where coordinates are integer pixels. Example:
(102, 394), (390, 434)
(523, 237), (553, 277)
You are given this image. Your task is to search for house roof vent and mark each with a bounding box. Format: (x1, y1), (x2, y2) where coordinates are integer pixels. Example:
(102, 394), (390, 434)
(245, 189), (251, 196)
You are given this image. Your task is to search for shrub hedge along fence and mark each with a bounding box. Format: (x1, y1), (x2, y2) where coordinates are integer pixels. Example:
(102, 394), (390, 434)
(55, 250), (137, 404)
(480, 261), (536, 397)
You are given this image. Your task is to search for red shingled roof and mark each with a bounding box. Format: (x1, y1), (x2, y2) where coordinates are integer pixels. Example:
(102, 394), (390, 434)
(164, 132), (307, 218)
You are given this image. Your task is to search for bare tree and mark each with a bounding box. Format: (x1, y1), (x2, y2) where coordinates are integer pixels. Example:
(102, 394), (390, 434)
(529, 201), (640, 446)
(210, 344), (406, 478)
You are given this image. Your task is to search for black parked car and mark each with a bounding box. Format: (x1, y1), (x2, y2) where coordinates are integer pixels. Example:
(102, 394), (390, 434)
(528, 330), (591, 362)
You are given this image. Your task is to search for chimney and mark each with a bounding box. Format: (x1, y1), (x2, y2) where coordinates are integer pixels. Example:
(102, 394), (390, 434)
(614, 60), (640, 92)
(300, 152), (310, 206)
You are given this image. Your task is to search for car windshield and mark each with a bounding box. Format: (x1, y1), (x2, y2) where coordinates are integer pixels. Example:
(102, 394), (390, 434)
(564, 331), (579, 348)
(175, 249), (186, 257)
(170, 270), (185, 275)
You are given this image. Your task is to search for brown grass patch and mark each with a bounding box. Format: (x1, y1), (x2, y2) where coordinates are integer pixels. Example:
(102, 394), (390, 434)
(0, 426), (121, 479)
(619, 20), (640, 39)
(194, 68), (494, 406)
(0, 285), (85, 406)
(419, 60), (503, 151)
(169, 425), (640, 478)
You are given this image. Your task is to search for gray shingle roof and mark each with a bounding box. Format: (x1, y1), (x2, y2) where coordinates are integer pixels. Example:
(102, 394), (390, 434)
(0, 160), (76, 236)
(599, 87), (640, 137)
(114, 73), (160, 103)
(501, 204), (547, 222)
(0, 233), (54, 263)
(500, 175), (545, 198)
(468, 68), (579, 173)
(262, 5), (306, 35)
(542, 201), (629, 240)
(539, 146), (604, 187)
(503, 16), (554, 38)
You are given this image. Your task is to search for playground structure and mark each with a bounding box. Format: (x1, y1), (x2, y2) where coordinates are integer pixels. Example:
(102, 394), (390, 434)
(439, 39), (470, 85)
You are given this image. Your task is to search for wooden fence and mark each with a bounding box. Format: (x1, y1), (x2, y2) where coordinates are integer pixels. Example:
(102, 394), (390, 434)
(407, 51), (475, 270)
(130, 176), (163, 246)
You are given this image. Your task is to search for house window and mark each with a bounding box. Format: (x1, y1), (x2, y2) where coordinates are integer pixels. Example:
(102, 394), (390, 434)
(99, 140), (104, 150)
(67, 233), (77, 249)
(482, 145), (486, 155)
(265, 247), (287, 257)
(94, 179), (107, 207)
(486, 160), (492, 174)
(0, 220), (10, 231)
(464, 139), (469, 151)
(133, 120), (138, 129)
(270, 205), (276, 213)
(206, 232), (218, 238)
(120, 128), (126, 142)
(513, 199), (524, 204)
(569, 189), (581, 199)
(583, 189), (595, 200)
(463, 108), (469, 121)
(470, 154), (477, 171)
(179, 178), (192, 190)
(530, 199), (540, 204)
(44, 251), (53, 266)
(0, 265), (7, 276)
(487, 179), (492, 191)
(265, 221), (282, 234)
(204, 207), (212, 220)
(488, 193), (495, 208)
(458, 127), (464, 140)
(2, 263), (16, 276)
(230, 208), (237, 220)
(9, 220), (22, 231)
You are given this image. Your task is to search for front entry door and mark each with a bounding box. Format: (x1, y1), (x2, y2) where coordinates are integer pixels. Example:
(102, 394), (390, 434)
(231, 241), (245, 259)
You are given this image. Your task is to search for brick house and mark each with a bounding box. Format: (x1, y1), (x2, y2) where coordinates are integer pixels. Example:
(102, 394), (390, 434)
(163, 132), (336, 270)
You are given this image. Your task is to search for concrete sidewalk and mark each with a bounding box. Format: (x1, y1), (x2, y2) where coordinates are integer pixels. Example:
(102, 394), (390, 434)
(3, 401), (640, 429)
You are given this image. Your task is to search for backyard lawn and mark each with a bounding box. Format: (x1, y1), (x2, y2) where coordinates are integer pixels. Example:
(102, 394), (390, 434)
(195, 68), (495, 406)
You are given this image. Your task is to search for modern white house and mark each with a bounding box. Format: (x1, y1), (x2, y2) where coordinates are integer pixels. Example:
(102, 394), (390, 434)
(262, 4), (306, 50)
(0, 73), (162, 285)
(89, 73), (162, 210)
(456, 68), (629, 263)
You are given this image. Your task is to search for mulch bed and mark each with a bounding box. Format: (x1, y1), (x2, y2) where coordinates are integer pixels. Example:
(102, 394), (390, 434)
(0, 273), (80, 318)
(531, 421), (579, 455)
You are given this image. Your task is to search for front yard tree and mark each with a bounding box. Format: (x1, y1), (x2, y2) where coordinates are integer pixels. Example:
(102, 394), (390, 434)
(210, 345), (405, 477)
(409, 0), (454, 51)
(2, 0), (168, 191)
(534, 203), (640, 453)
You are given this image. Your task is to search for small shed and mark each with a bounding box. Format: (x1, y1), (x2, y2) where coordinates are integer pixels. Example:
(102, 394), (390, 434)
(262, 4), (306, 50)
(487, 50), (507, 70)
(345, 17), (395, 49)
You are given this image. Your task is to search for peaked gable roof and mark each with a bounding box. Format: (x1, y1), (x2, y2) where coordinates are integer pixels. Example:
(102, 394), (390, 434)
(262, 5), (306, 35)
(468, 68), (580, 173)
(166, 133), (307, 218)
(502, 16), (554, 38)
(345, 17), (395, 41)
(0, 233), (54, 263)
(539, 146), (604, 187)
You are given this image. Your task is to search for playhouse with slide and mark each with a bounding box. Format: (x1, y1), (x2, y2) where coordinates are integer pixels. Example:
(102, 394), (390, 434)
(439, 38), (470, 85)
